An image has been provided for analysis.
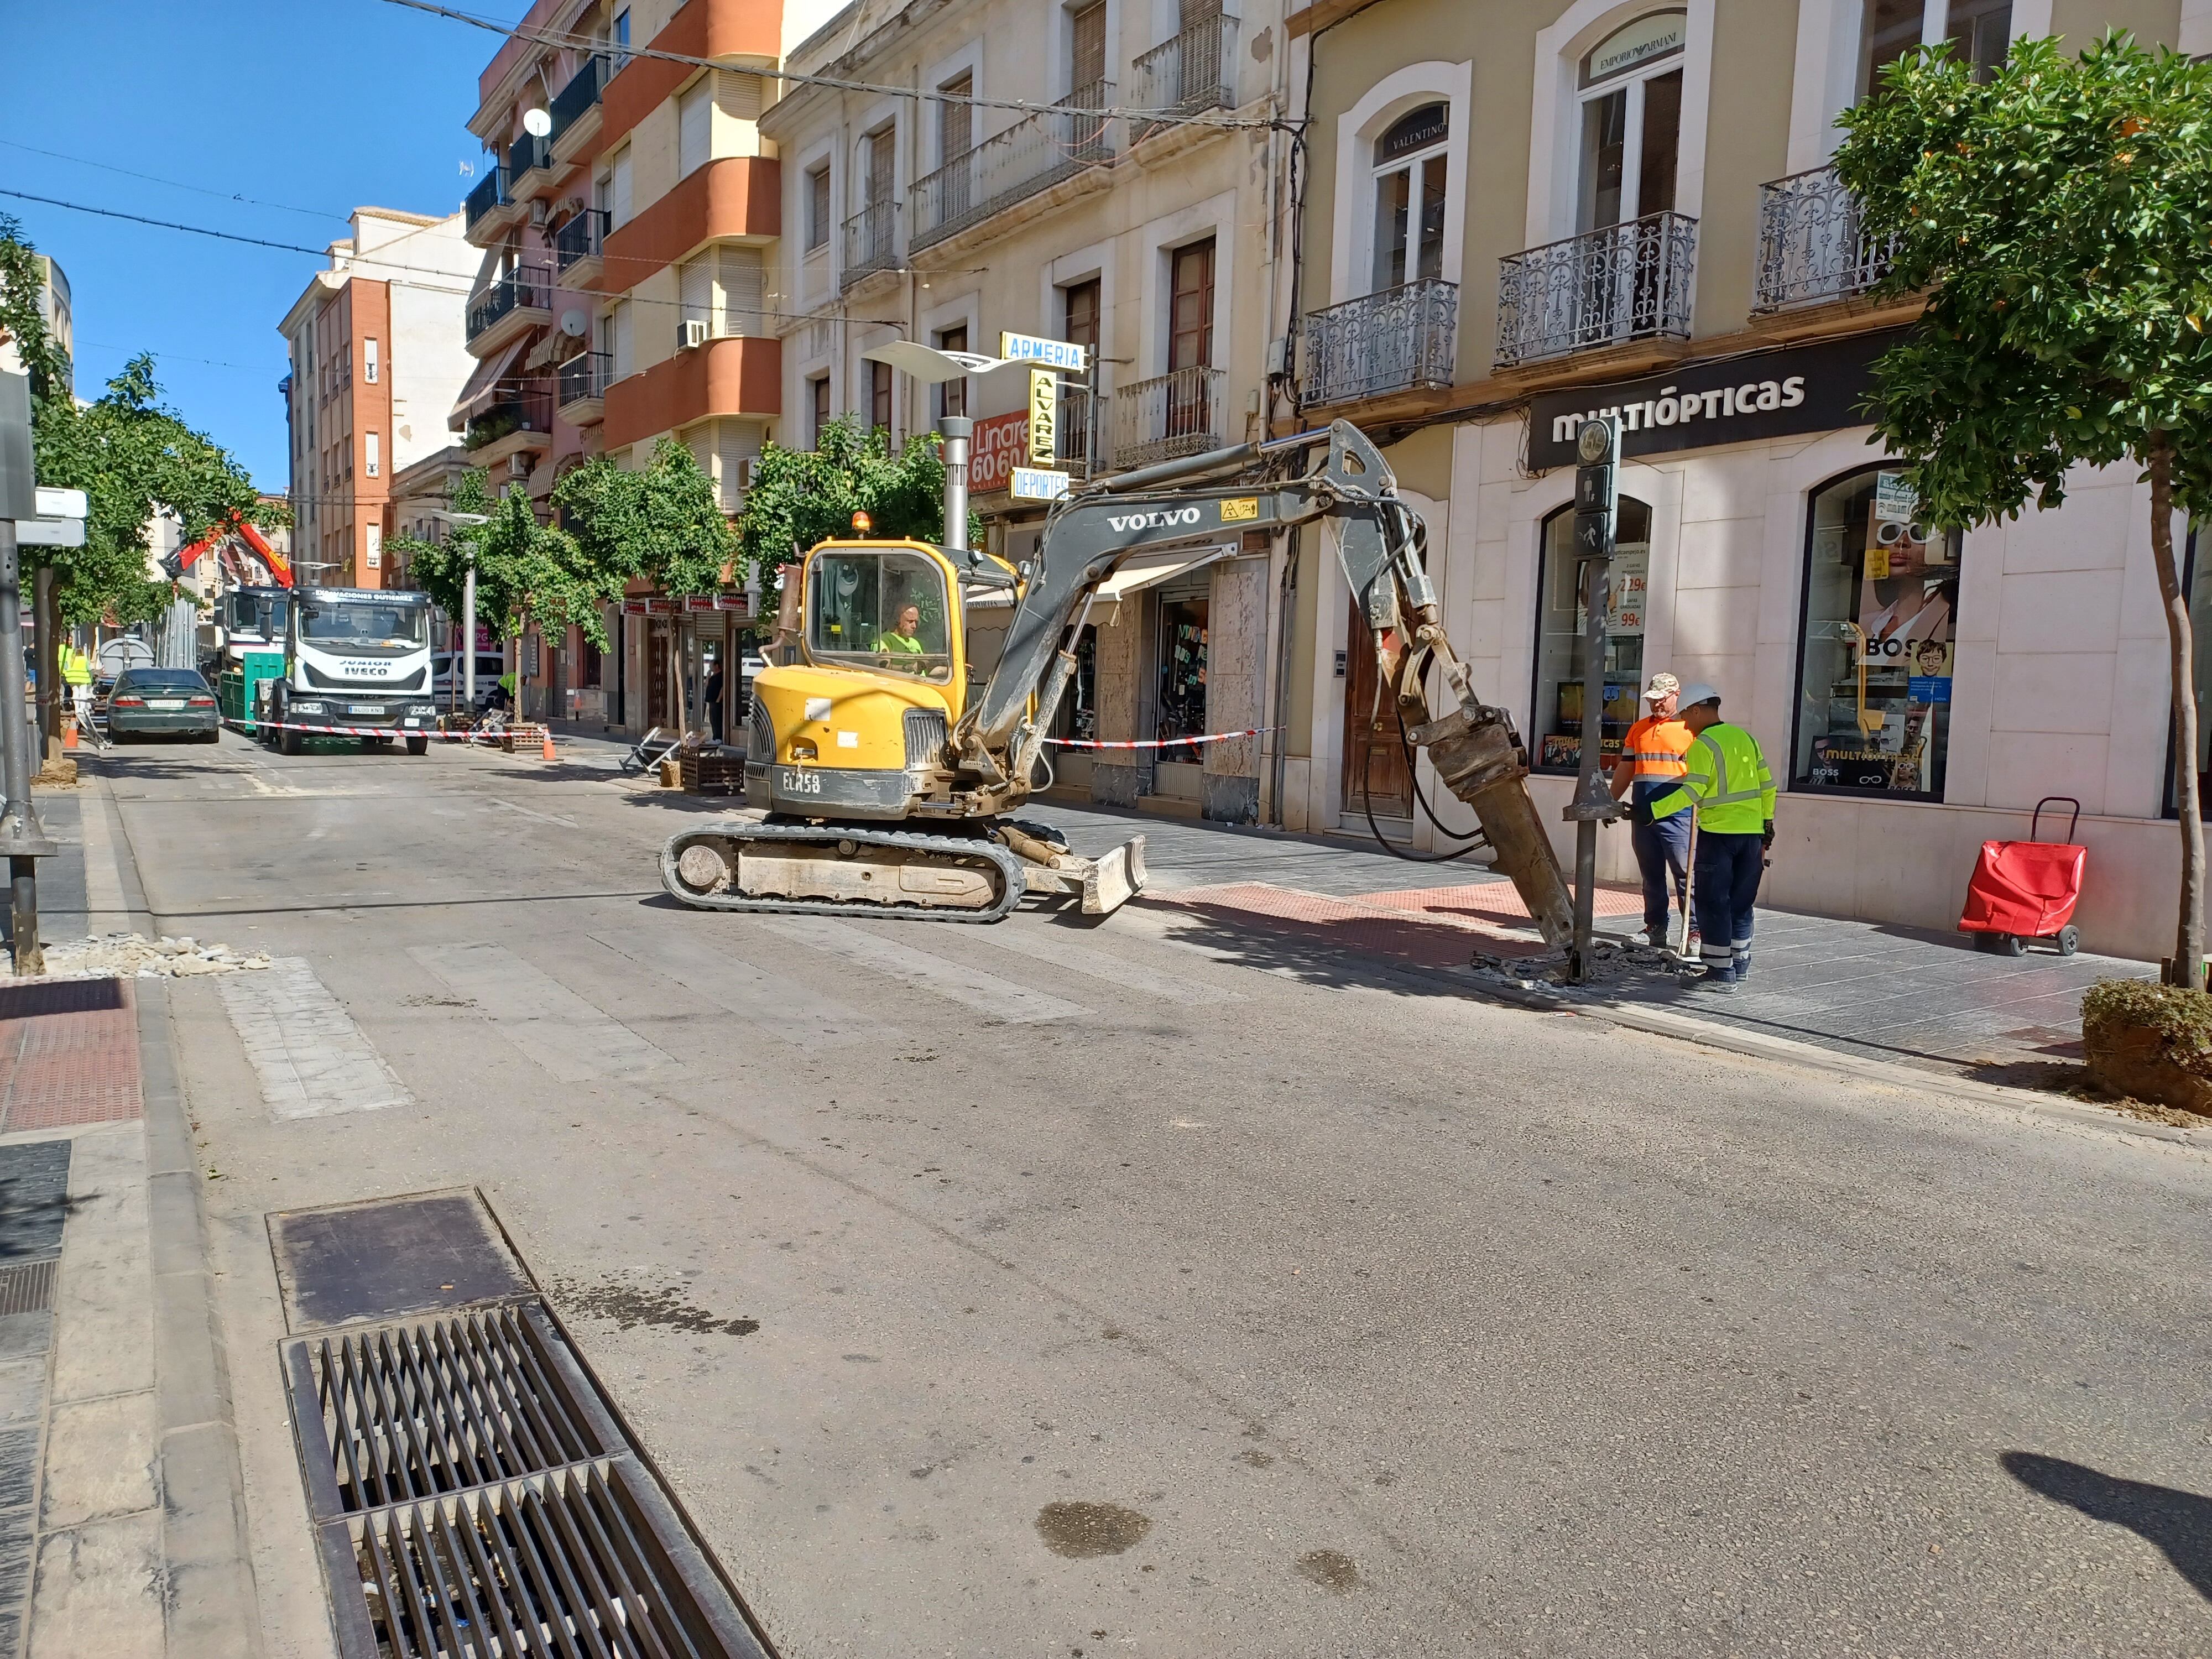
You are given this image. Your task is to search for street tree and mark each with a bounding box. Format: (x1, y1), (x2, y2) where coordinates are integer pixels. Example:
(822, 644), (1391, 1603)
(552, 437), (735, 612)
(737, 416), (979, 576)
(389, 471), (582, 695)
(1832, 30), (2212, 985)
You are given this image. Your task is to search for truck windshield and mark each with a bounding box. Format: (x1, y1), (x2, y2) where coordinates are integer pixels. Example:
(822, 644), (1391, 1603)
(299, 602), (428, 648)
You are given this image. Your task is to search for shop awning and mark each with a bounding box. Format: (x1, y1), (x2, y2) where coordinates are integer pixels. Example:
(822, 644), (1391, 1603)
(1086, 545), (1238, 624)
(448, 337), (529, 431)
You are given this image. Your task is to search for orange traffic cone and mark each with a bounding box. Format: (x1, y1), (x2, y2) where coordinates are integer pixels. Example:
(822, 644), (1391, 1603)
(61, 718), (77, 750)
(541, 729), (557, 761)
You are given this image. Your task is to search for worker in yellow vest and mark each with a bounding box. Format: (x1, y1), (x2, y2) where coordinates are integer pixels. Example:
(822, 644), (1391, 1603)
(1609, 671), (1695, 947)
(59, 641), (95, 737)
(1648, 683), (1776, 989)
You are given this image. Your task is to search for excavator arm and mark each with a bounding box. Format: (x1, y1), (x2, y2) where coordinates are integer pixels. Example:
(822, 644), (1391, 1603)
(953, 419), (1574, 947)
(164, 513), (293, 589)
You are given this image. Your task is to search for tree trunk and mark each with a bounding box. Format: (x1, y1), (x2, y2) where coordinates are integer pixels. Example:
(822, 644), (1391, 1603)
(2151, 437), (2204, 988)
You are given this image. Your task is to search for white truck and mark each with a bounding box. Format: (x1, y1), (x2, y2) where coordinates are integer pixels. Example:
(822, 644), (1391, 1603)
(257, 587), (439, 755)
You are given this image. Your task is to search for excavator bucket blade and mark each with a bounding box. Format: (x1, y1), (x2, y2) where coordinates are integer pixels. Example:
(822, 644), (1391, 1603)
(1082, 834), (1147, 916)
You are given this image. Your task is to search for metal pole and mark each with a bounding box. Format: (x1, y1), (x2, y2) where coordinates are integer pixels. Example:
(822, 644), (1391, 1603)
(937, 415), (972, 554)
(462, 556), (477, 713)
(0, 520), (55, 975)
(1562, 415), (1624, 984)
(31, 564), (53, 763)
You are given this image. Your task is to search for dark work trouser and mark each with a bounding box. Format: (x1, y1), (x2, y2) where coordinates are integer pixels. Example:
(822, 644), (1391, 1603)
(1630, 784), (1691, 935)
(1693, 830), (1764, 978)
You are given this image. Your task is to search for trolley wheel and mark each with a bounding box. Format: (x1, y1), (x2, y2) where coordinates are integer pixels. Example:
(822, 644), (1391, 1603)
(406, 736), (430, 756)
(1998, 932), (2027, 957)
(2056, 924), (2080, 957)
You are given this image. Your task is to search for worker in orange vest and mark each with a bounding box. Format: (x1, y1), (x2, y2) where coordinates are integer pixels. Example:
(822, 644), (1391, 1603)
(1610, 671), (1695, 947)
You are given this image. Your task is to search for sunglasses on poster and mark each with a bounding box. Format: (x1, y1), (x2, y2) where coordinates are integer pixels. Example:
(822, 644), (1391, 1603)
(1875, 520), (1931, 547)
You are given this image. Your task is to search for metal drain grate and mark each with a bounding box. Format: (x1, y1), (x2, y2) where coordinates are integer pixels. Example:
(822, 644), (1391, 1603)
(284, 1299), (771, 1659)
(0, 1258), (57, 1317)
(287, 1302), (619, 1515)
(340, 1460), (759, 1659)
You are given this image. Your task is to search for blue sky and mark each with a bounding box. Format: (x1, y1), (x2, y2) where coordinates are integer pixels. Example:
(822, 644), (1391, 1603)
(3, 0), (531, 489)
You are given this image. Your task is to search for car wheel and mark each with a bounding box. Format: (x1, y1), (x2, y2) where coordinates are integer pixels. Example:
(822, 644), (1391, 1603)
(111, 728), (131, 745)
(199, 729), (221, 745)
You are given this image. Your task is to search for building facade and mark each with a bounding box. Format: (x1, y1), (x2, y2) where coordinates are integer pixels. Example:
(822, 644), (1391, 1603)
(1278, 0), (2209, 959)
(760, 0), (1293, 822)
(461, 0), (839, 728)
(280, 209), (478, 588)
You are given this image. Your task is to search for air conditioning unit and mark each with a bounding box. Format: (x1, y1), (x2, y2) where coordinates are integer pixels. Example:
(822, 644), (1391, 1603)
(507, 453), (531, 479)
(529, 199), (549, 227)
(681, 319), (709, 350)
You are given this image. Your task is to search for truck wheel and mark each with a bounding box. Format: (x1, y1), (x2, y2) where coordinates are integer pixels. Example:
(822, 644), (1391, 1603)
(278, 709), (301, 756)
(406, 736), (429, 756)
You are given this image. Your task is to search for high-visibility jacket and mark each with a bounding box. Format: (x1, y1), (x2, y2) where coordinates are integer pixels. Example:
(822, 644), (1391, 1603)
(59, 646), (91, 686)
(1621, 715), (1692, 784)
(1649, 721), (1776, 834)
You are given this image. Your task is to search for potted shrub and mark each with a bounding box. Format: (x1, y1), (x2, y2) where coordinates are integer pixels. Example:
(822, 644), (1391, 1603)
(2080, 979), (2212, 1116)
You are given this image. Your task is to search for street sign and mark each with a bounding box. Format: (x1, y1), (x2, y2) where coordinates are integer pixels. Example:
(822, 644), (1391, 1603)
(1027, 369), (1059, 467)
(34, 488), (86, 520)
(1010, 467), (1070, 503)
(999, 331), (1088, 373)
(14, 517), (84, 547)
(0, 373), (32, 522)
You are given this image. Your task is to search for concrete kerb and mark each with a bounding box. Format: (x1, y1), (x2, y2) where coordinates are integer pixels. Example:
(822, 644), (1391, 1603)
(89, 764), (267, 1656)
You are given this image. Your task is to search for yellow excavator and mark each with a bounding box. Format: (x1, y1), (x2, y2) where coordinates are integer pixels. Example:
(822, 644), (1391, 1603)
(660, 419), (1574, 944)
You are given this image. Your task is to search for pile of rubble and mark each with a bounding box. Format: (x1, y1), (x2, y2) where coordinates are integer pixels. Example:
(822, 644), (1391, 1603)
(1469, 936), (1695, 995)
(3, 933), (274, 983)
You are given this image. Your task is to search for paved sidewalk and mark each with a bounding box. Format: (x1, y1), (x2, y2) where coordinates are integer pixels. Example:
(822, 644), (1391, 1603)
(0, 778), (260, 1659)
(1034, 801), (2147, 1083)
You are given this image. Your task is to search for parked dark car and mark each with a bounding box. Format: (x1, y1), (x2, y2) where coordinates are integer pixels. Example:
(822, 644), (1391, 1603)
(107, 669), (221, 744)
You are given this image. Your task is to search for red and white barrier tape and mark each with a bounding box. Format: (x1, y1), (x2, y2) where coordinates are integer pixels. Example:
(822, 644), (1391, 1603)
(1041, 726), (1279, 750)
(222, 718), (538, 743)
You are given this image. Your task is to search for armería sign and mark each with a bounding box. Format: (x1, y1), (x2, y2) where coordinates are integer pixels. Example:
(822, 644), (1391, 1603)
(1526, 328), (1906, 471)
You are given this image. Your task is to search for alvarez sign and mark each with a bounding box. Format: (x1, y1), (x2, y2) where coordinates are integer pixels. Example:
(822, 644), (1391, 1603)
(1526, 328), (1906, 471)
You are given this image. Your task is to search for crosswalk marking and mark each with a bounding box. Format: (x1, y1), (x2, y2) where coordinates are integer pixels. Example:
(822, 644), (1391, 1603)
(218, 959), (412, 1120)
(586, 930), (879, 1047)
(408, 942), (674, 1083)
(966, 920), (1245, 1002)
(759, 916), (1087, 1025)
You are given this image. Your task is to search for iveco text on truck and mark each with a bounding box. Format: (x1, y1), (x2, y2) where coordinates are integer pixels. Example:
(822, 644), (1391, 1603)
(257, 588), (438, 755)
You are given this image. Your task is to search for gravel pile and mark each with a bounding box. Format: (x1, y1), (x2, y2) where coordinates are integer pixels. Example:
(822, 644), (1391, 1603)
(1, 933), (274, 983)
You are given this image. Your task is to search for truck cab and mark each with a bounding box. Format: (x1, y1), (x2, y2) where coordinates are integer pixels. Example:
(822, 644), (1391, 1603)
(260, 588), (438, 755)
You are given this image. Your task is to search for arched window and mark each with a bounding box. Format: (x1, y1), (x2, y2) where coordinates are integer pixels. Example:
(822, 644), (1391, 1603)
(1370, 102), (1449, 292)
(1791, 465), (1964, 799)
(1575, 9), (1686, 233)
(1533, 495), (1653, 773)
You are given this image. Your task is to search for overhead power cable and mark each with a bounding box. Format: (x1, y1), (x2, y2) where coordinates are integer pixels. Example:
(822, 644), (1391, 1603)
(374, 0), (1283, 131)
(0, 139), (351, 225)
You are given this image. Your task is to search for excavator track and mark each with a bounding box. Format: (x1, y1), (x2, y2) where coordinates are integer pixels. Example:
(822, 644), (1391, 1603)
(660, 820), (1029, 923)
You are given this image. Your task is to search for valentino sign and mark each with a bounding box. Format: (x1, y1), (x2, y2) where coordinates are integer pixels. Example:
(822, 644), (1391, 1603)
(1526, 329), (1907, 472)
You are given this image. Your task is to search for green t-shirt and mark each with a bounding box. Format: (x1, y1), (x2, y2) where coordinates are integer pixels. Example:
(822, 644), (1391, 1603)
(878, 630), (924, 654)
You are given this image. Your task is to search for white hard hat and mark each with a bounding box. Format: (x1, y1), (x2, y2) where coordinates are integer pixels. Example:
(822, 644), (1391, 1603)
(1676, 682), (1723, 709)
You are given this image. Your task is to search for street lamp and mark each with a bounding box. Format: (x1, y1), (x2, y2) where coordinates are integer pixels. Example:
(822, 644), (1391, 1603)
(860, 342), (1039, 555)
(428, 509), (490, 712)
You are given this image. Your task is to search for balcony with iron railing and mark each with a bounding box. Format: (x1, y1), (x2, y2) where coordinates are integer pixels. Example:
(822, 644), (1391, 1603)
(1495, 211), (1697, 369)
(549, 53), (610, 160)
(1131, 13), (1238, 135)
(1302, 278), (1459, 408)
(842, 200), (900, 289)
(507, 132), (555, 202)
(909, 84), (1117, 252)
(462, 165), (510, 236)
(1112, 365), (1225, 471)
(554, 208), (608, 286)
(557, 350), (612, 419)
(1753, 165), (1897, 313)
(464, 387), (557, 461)
(466, 265), (553, 351)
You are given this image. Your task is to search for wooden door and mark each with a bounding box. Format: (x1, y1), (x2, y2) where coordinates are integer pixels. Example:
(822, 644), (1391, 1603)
(1341, 599), (1412, 818)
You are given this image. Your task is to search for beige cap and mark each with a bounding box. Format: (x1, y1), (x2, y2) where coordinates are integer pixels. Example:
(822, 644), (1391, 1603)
(1641, 672), (1681, 702)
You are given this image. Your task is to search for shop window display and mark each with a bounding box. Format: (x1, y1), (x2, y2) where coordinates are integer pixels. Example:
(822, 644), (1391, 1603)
(1792, 466), (1961, 798)
(1533, 498), (1652, 773)
(1156, 594), (1209, 764)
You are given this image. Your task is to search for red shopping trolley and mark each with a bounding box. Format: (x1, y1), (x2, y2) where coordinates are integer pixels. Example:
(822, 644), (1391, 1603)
(1958, 795), (2085, 958)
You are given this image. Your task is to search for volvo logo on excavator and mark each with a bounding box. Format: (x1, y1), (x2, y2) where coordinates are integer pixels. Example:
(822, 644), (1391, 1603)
(1105, 507), (1206, 533)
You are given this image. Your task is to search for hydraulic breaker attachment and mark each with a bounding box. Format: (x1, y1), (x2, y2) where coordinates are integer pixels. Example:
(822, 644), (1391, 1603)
(1408, 700), (1576, 950)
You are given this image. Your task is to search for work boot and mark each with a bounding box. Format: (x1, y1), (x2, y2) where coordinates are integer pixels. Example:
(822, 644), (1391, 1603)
(1692, 964), (1736, 991)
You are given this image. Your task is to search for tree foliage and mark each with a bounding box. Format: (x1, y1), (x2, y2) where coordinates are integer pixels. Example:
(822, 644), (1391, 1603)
(3, 215), (274, 625)
(736, 416), (978, 573)
(554, 437), (735, 600)
(1833, 31), (2212, 980)
(1833, 32), (2212, 521)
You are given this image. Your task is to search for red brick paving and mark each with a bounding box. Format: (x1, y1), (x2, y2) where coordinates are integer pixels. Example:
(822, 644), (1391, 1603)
(1359, 880), (1644, 924)
(1161, 881), (1551, 969)
(0, 978), (144, 1132)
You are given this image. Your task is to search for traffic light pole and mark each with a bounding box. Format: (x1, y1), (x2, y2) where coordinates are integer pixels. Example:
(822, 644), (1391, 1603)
(1562, 416), (1626, 984)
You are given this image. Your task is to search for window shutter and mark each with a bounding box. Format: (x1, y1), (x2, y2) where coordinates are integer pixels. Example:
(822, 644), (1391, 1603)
(612, 301), (633, 379)
(717, 419), (763, 512)
(714, 69), (762, 122)
(611, 150), (632, 225)
(715, 245), (763, 337)
(679, 256), (713, 337)
(679, 78), (711, 176)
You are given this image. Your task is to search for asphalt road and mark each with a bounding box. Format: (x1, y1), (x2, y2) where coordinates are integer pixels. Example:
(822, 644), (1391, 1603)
(102, 730), (2212, 1657)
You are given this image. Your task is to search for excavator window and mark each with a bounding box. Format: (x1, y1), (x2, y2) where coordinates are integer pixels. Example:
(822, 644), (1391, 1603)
(806, 550), (953, 683)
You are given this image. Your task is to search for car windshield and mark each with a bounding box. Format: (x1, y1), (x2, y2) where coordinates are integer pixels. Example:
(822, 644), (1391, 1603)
(118, 671), (207, 691)
(300, 601), (428, 646)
